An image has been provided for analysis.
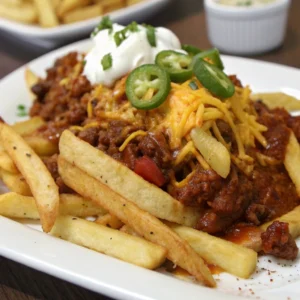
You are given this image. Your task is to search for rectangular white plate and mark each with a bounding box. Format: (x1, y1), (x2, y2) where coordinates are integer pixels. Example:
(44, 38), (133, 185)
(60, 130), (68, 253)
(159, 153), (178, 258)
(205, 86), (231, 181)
(1, 39), (300, 300)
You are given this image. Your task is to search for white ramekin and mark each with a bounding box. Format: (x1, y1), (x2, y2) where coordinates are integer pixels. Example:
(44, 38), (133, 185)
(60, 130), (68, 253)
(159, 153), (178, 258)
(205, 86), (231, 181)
(204, 0), (291, 55)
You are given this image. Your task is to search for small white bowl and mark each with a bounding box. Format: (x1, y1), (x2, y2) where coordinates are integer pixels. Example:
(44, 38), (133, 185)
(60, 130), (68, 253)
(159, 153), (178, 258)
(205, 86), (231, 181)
(204, 0), (291, 55)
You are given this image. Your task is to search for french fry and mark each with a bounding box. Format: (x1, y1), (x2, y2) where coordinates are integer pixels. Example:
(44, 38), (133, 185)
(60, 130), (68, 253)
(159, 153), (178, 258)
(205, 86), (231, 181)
(101, 0), (125, 13)
(120, 224), (140, 237)
(260, 205), (300, 239)
(57, 0), (91, 17)
(59, 130), (200, 226)
(126, 0), (143, 5)
(51, 0), (61, 10)
(284, 132), (300, 196)
(0, 3), (37, 24)
(121, 223), (257, 278)
(94, 0), (122, 3)
(95, 213), (123, 229)
(168, 223), (257, 279)
(24, 68), (39, 102)
(252, 92), (300, 112)
(24, 136), (58, 156)
(0, 192), (39, 219)
(33, 0), (59, 27)
(59, 193), (107, 217)
(1, 0), (23, 5)
(58, 157), (216, 287)
(230, 204), (300, 253)
(0, 192), (106, 219)
(0, 151), (19, 174)
(62, 4), (103, 24)
(12, 116), (45, 137)
(1, 170), (32, 196)
(103, 3), (124, 13)
(0, 123), (59, 232)
(51, 215), (167, 269)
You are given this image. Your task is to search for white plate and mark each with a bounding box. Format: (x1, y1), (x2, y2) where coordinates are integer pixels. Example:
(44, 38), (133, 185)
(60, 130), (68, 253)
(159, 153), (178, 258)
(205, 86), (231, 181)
(0, 0), (169, 43)
(1, 39), (300, 300)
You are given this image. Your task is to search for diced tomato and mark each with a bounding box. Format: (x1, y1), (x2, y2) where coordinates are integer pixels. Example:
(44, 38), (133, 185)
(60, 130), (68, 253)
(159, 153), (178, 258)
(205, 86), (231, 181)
(134, 156), (166, 187)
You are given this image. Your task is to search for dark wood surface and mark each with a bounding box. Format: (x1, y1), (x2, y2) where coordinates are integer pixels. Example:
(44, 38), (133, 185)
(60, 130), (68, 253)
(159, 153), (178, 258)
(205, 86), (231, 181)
(0, 1), (299, 299)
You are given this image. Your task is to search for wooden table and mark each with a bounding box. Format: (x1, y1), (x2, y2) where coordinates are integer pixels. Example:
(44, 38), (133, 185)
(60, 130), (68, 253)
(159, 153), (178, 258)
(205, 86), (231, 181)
(0, 1), (299, 299)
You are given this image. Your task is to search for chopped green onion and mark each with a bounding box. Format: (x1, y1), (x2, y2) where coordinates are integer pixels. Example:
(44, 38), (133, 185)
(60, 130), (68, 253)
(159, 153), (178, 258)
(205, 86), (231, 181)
(91, 16), (113, 37)
(189, 81), (198, 90)
(114, 22), (140, 47)
(127, 21), (139, 32)
(145, 25), (156, 47)
(17, 104), (27, 117)
(114, 29), (127, 46)
(101, 53), (113, 70)
(83, 60), (86, 66)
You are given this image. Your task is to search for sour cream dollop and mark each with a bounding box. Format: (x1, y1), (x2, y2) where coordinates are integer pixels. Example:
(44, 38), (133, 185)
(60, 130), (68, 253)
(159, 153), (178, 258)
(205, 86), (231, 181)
(83, 24), (182, 87)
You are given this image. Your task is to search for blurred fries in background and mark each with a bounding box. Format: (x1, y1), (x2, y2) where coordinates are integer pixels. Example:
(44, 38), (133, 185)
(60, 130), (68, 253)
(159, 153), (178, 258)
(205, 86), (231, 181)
(62, 3), (103, 24)
(34, 0), (59, 27)
(0, 0), (145, 27)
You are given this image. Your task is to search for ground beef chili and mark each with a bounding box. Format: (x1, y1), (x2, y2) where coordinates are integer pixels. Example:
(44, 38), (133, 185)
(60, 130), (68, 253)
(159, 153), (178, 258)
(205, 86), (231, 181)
(261, 221), (298, 260)
(30, 52), (91, 144)
(254, 101), (291, 161)
(43, 154), (73, 194)
(30, 54), (300, 259)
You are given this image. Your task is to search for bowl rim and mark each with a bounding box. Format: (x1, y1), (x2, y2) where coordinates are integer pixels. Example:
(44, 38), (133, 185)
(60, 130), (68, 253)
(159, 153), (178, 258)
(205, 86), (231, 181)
(204, 0), (291, 14)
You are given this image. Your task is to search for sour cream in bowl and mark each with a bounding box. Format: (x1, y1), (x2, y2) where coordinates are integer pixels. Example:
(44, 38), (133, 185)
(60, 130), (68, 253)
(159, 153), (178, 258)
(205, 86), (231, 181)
(218, 0), (277, 7)
(204, 0), (291, 55)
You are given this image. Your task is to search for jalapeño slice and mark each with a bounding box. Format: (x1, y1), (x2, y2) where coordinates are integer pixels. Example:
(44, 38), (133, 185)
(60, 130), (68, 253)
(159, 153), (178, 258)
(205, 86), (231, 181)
(181, 44), (203, 56)
(126, 64), (170, 110)
(193, 59), (235, 99)
(155, 50), (193, 83)
(193, 48), (224, 70)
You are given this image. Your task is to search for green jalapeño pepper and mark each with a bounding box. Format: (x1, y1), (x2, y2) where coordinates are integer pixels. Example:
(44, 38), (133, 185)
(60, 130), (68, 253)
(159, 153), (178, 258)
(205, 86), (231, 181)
(155, 50), (193, 83)
(193, 59), (235, 99)
(181, 44), (203, 56)
(126, 64), (170, 110)
(193, 48), (224, 70)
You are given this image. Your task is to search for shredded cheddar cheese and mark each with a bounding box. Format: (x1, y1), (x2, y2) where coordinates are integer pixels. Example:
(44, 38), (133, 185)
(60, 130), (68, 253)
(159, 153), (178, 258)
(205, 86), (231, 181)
(87, 99), (94, 118)
(175, 141), (195, 165)
(119, 130), (147, 152)
(69, 126), (84, 131)
(170, 170), (197, 188)
(84, 122), (99, 129)
(212, 121), (229, 149)
(80, 73), (267, 183)
(59, 78), (69, 86)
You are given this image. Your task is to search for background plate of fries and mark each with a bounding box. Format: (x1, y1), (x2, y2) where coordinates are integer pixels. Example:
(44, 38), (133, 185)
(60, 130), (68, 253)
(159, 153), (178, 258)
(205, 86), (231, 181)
(0, 0), (169, 42)
(1, 39), (300, 300)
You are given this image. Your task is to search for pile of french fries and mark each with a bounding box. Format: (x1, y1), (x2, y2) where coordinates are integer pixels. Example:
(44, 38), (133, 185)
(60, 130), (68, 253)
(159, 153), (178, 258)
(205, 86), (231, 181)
(1, 69), (300, 288)
(0, 0), (143, 27)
